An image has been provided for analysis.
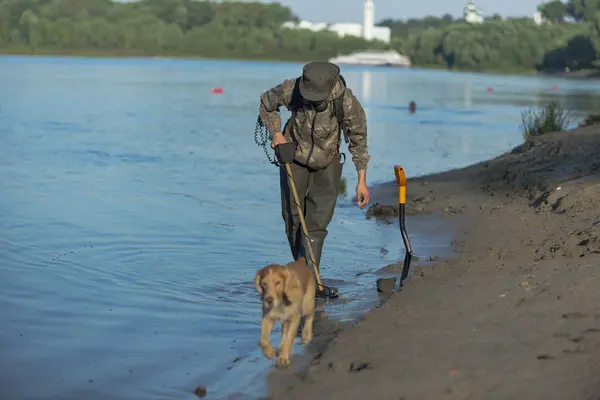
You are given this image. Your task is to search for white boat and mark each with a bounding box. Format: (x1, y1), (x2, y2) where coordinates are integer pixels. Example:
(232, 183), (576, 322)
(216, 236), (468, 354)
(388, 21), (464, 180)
(329, 50), (411, 67)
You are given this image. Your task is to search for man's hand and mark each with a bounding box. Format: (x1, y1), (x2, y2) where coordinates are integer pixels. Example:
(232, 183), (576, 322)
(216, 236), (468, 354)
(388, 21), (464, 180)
(356, 182), (370, 207)
(271, 132), (286, 149)
(355, 169), (370, 207)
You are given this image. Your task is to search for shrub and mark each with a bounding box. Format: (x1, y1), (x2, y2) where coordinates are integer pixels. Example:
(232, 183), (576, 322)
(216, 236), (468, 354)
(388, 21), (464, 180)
(520, 101), (572, 140)
(579, 113), (600, 127)
(339, 176), (347, 197)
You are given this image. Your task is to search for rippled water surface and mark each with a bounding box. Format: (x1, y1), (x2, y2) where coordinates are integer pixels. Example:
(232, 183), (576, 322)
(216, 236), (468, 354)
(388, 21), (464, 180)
(1, 56), (600, 400)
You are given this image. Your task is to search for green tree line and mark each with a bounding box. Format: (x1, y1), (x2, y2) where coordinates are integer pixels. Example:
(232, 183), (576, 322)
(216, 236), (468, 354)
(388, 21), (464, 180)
(379, 0), (600, 72)
(0, 0), (384, 60)
(0, 0), (599, 73)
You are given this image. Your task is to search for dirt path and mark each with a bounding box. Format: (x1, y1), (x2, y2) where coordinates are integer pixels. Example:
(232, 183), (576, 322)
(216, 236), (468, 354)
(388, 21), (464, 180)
(266, 125), (600, 400)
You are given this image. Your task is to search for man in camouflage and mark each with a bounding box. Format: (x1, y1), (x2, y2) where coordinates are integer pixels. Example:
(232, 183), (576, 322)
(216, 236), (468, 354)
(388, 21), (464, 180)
(258, 61), (370, 290)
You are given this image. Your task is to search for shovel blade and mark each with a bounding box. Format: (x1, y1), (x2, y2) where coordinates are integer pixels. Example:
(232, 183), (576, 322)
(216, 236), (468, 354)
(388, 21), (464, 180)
(398, 203), (413, 285)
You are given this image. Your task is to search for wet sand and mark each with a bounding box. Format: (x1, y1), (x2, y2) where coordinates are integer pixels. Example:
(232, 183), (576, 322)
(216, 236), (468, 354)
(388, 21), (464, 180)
(267, 124), (600, 399)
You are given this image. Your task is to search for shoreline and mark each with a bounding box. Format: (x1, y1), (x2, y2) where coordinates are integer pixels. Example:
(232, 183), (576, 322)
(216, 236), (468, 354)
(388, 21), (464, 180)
(0, 48), (306, 64)
(266, 124), (600, 399)
(2, 50), (600, 79)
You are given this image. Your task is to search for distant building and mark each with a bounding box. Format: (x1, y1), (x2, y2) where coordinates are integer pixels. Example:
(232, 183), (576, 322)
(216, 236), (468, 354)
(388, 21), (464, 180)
(464, 0), (484, 24)
(281, 0), (391, 44)
(281, 20), (328, 32)
(533, 12), (545, 25)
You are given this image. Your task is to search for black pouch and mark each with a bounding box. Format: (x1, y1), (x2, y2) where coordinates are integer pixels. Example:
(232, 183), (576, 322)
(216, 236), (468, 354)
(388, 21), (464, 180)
(274, 142), (295, 165)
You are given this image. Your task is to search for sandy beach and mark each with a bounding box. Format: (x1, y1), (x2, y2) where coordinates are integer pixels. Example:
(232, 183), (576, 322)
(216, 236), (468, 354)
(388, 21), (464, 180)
(266, 124), (600, 399)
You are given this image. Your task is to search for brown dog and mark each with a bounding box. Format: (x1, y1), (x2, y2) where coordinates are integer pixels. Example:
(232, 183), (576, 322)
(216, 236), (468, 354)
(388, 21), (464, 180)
(254, 256), (316, 367)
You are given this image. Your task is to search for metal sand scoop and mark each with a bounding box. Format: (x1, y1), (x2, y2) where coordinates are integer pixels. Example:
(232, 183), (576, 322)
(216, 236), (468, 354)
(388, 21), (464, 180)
(274, 142), (339, 300)
(395, 165), (413, 288)
(376, 165), (414, 293)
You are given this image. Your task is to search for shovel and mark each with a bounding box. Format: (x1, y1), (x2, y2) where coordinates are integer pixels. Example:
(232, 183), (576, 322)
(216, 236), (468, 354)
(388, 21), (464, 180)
(275, 142), (339, 300)
(394, 165), (413, 288)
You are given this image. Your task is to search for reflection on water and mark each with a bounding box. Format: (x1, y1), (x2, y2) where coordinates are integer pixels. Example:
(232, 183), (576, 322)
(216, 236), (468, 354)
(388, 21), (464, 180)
(1, 56), (600, 400)
(361, 70), (372, 102)
(464, 81), (472, 108)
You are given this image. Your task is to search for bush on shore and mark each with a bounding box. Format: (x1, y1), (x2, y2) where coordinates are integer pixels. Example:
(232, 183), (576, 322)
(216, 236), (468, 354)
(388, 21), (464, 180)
(339, 177), (347, 197)
(520, 101), (573, 140)
(579, 113), (600, 127)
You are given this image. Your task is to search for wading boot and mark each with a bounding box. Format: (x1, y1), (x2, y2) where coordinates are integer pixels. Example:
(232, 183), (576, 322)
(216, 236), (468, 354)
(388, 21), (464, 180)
(306, 238), (336, 299)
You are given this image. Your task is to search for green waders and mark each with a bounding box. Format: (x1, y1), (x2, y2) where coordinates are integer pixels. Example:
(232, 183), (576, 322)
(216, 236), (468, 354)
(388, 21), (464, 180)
(279, 158), (343, 271)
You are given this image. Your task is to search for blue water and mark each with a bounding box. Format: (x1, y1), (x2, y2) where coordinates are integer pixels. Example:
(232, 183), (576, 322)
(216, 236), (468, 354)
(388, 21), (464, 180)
(1, 56), (599, 400)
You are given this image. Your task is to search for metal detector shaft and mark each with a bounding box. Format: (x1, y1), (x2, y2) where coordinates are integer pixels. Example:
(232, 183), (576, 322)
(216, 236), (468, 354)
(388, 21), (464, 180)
(284, 163), (325, 290)
(394, 165), (413, 286)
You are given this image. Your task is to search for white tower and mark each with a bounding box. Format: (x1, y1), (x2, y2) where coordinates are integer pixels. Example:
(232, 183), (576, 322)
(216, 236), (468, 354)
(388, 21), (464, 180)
(363, 0), (374, 41)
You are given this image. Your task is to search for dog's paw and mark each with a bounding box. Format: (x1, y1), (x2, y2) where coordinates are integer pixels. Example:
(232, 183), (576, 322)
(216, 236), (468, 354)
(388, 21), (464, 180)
(275, 356), (291, 368)
(260, 343), (276, 360)
(301, 331), (313, 345)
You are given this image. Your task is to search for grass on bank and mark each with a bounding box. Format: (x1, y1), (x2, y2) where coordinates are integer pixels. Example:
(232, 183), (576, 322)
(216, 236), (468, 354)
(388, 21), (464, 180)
(579, 113), (600, 127)
(339, 177), (347, 197)
(519, 101), (600, 147)
(520, 101), (573, 140)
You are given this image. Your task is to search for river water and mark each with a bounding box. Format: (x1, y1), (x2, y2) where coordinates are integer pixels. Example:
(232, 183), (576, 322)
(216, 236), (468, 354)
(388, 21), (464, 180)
(1, 56), (599, 400)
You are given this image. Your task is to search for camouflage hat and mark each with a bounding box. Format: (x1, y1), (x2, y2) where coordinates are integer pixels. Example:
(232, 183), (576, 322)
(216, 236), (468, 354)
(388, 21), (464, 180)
(299, 61), (340, 102)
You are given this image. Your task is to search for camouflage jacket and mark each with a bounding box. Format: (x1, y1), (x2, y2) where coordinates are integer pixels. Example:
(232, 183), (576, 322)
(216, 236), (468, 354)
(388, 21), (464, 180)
(258, 76), (370, 171)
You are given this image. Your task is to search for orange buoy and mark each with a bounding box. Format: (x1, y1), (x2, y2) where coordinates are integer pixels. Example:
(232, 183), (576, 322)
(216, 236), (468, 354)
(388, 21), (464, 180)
(211, 88), (224, 94)
(552, 85), (558, 91)
(486, 87), (493, 93)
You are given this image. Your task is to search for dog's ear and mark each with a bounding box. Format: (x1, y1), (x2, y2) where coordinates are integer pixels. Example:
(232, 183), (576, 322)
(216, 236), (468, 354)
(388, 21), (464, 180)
(280, 267), (295, 306)
(254, 268), (265, 294)
(281, 266), (295, 293)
